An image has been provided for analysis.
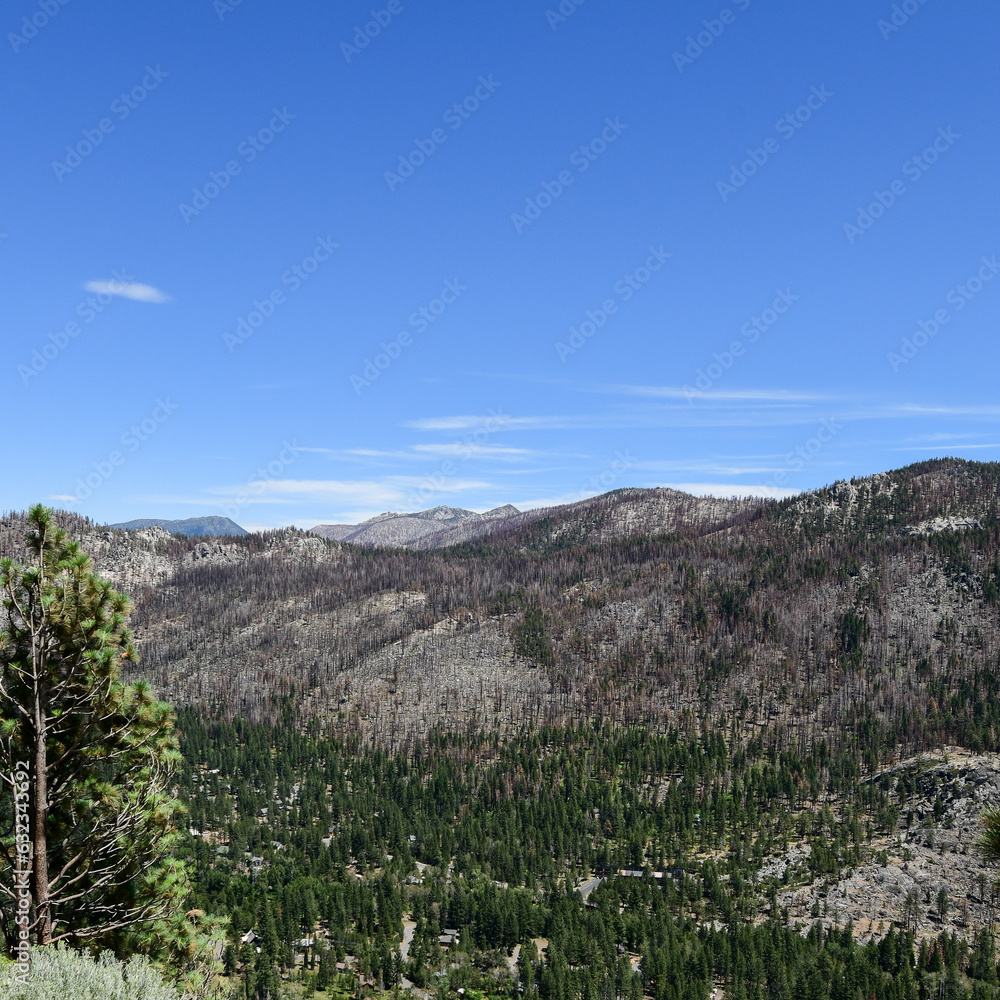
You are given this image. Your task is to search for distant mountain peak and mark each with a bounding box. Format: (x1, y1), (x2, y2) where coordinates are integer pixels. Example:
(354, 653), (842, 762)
(309, 504), (522, 546)
(109, 516), (248, 537)
(415, 506), (479, 522)
(484, 504), (519, 518)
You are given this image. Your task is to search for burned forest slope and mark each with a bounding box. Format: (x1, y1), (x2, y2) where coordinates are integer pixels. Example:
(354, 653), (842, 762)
(2, 458), (999, 752)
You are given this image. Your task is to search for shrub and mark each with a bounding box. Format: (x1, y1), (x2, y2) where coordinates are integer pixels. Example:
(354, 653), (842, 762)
(0, 945), (183, 999)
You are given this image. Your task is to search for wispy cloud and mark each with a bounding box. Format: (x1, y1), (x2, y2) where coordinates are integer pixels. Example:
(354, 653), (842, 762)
(900, 432), (985, 443)
(301, 444), (536, 463)
(405, 410), (847, 431)
(345, 448), (421, 460)
(133, 482), (443, 525)
(84, 279), (171, 303)
(631, 460), (793, 475)
(127, 494), (231, 506)
(899, 443), (1000, 451)
(393, 477), (493, 493)
(406, 395), (1000, 435)
(511, 490), (607, 510)
(200, 475), (494, 514)
(240, 381), (321, 392)
(404, 414), (616, 431)
(590, 383), (834, 402)
(411, 443), (530, 458)
(205, 479), (404, 505)
(892, 403), (1000, 417)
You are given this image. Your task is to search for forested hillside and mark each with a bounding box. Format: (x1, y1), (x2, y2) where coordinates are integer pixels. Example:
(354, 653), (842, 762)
(4, 458), (1000, 998)
(5, 458), (993, 753)
(2, 459), (998, 751)
(173, 709), (1000, 999)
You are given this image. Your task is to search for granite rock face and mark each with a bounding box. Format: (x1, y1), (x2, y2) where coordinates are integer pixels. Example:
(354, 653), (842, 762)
(772, 750), (1000, 944)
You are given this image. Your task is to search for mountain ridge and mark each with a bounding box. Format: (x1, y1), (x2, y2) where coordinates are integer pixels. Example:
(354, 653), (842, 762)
(109, 515), (248, 537)
(3, 457), (996, 751)
(309, 502), (523, 546)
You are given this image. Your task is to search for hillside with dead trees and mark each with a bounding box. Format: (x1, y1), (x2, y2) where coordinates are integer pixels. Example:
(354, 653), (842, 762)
(2, 458), (998, 752)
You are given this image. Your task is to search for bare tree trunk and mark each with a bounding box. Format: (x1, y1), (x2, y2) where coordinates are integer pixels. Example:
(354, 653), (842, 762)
(32, 664), (50, 944)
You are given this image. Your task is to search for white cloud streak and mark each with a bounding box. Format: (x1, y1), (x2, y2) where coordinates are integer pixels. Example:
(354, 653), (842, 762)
(84, 279), (171, 303)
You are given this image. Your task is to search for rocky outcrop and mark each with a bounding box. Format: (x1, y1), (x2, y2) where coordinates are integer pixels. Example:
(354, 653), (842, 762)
(899, 517), (982, 536)
(772, 750), (1000, 943)
(787, 459), (1000, 534)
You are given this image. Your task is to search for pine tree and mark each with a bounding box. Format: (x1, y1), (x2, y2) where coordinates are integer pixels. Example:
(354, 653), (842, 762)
(317, 943), (335, 991)
(0, 507), (194, 958)
(979, 807), (1000, 871)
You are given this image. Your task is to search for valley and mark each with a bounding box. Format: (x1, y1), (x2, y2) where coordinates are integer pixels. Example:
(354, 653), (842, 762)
(4, 456), (1000, 998)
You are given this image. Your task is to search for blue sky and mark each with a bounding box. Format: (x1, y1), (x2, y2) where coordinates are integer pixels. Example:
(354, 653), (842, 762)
(3, 0), (999, 530)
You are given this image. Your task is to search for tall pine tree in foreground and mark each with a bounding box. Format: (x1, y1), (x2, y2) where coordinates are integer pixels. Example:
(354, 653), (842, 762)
(0, 507), (208, 971)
